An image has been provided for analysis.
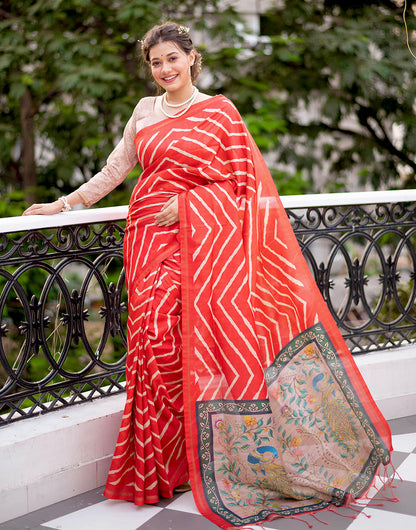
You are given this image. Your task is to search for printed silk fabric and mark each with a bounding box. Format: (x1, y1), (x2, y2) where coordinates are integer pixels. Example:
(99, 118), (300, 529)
(104, 96), (392, 529)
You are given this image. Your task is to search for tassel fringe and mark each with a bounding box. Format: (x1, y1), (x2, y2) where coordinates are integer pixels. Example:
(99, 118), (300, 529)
(225, 463), (401, 529)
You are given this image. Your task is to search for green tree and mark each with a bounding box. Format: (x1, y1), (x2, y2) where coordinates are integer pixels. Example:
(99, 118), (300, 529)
(2, 1), (415, 209)
(215, 0), (416, 192)
(0, 0), (240, 211)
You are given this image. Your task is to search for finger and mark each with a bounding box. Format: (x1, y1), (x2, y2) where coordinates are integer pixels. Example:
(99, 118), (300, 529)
(23, 205), (40, 215)
(155, 215), (176, 226)
(163, 195), (178, 209)
(24, 204), (39, 211)
(157, 208), (175, 220)
(155, 207), (173, 222)
(163, 216), (179, 226)
(156, 218), (172, 226)
(160, 198), (175, 211)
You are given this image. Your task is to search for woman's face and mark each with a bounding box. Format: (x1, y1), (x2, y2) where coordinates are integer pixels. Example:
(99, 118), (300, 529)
(149, 41), (195, 93)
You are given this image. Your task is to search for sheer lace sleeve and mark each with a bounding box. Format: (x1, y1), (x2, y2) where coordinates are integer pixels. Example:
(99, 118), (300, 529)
(77, 97), (154, 207)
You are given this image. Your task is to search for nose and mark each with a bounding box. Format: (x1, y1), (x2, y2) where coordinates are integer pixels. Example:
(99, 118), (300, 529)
(160, 60), (170, 75)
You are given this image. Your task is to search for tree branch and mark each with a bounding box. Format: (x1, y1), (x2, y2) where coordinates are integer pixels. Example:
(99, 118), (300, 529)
(357, 107), (416, 174)
(298, 120), (416, 176)
(0, 8), (14, 19)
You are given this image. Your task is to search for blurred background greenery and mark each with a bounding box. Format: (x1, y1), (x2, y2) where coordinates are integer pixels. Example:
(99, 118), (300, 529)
(1, 0), (415, 217)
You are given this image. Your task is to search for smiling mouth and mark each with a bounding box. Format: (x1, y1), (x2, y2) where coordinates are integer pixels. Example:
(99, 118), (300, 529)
(163, 75), (178, 82)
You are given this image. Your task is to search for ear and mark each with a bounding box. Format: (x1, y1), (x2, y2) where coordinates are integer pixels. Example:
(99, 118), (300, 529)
(189, 49), (196, 66)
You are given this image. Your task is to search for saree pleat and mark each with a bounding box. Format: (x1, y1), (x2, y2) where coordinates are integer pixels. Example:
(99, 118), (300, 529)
(104, 196), (188, 503)
(104, 95), (392, 528)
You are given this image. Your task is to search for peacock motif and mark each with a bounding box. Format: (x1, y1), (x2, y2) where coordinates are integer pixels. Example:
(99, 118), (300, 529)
(312, 372), (360, 456)
(246, 445), (300, 499)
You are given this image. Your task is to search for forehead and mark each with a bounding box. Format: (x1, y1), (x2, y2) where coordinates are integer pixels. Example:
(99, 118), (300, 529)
(149, 41), (184, 60)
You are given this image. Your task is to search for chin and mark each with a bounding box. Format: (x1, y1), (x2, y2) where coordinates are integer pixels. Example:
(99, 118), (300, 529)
(165, 81), (182, 90)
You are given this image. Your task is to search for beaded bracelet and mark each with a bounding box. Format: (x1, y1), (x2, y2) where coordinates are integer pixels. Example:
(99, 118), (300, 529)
(58, 196), (71, 212)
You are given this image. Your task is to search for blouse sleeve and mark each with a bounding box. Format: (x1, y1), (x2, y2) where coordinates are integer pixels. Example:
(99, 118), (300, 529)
(77, 98), (146, 207)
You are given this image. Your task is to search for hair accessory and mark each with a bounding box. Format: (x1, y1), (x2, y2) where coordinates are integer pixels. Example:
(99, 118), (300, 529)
(178, 25), (190, 35)
(58, 196), (71, 212)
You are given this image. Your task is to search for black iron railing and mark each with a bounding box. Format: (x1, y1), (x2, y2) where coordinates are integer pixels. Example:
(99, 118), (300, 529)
(1, 192), (416, 425)
(0, 210), (127, 424)
(288, 193), (416, 352)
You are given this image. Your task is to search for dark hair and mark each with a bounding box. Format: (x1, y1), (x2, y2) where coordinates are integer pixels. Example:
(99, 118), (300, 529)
(141, 22), (202, 83)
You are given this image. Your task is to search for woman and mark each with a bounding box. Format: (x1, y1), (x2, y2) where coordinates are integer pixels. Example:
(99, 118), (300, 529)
(24, 21), (393, 529)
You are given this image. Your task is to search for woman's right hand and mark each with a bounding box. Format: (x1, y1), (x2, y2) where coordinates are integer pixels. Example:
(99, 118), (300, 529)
(154, 195), (179, 226)
(22, 200), (63, 216)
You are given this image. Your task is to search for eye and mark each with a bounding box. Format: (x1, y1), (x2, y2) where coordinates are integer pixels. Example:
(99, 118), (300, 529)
(151, 61), (160, 67)
(169, 56), (178, 61)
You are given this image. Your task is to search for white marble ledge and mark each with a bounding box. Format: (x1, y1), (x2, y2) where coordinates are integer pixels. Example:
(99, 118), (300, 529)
(2, 189), (416, 234)
(0, 205), (128, 234)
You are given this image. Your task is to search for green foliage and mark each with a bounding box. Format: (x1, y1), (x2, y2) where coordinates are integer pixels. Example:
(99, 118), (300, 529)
(0, 0), (242, 212)
(218, 0), (416, 192)
(270, 169), (312, 196)
(1, 1), (415, 208)
(0, 189), (27, 217)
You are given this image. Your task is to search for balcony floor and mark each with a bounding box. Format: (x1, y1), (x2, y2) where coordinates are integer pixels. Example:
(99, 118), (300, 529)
(2, 415), (416, 530)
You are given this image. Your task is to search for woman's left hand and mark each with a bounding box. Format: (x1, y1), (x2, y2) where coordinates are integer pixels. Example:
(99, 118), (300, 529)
(155, 196), (179, 226)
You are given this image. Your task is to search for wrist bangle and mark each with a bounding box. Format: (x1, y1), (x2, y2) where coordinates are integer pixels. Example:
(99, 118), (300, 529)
(58, 196), (71, 212)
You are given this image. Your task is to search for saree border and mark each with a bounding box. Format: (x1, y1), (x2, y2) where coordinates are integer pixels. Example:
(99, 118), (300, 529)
(196, 398), (329, 526)
(195, 322), (390, 526)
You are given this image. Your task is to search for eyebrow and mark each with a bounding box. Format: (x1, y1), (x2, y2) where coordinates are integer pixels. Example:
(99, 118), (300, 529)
(150, 51), (179, 61)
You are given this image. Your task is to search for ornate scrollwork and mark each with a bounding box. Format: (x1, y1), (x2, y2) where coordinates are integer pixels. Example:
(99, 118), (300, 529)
(1, 200), (416, 425)
(99, 282), (127, 339)
(0, 222), (124, 264)
(344, 259), (369, 306)
(18, 295), (51, 355)
(315, 262), (334, 295)
(379, 256), (400, 302)
(0, 219), (127, 424)
(287, 200), (416, 350)
(61, 290), (90, 346)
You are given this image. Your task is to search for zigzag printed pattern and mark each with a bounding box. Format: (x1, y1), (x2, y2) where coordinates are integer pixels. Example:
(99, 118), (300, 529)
(176, 97), (382, 529)
(104, 96), (318, 506)
(103, 96), (391, 530)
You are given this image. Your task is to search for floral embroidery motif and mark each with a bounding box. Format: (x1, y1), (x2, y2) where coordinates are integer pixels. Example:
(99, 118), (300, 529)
(195, 323), (390, 527)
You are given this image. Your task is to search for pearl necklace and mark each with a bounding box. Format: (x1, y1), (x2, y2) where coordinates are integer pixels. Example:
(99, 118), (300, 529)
(163, 86), (198, 107)
(160, 87), (199, 119)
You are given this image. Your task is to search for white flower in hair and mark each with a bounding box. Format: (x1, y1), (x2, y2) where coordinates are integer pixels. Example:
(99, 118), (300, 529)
(178, 25), (190, 35)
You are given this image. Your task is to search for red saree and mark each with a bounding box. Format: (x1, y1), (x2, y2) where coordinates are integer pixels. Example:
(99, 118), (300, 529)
(104, 95), (392, 528)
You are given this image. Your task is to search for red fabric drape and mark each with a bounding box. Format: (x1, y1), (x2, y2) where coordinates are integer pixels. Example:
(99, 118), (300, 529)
(105, 95), (392, 529)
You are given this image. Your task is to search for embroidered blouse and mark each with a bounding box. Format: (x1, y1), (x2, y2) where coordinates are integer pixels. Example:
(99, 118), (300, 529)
(77, 97), (156, 207)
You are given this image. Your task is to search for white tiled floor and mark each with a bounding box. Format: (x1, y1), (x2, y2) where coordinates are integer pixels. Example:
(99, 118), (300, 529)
(2, 414), (416, 530)
(163, 491), (200, 515)
(395, 453), (416, 482)
(347, 508), (416, 530)
(42, 501), (163, 530)
(392, 432), (416, 453)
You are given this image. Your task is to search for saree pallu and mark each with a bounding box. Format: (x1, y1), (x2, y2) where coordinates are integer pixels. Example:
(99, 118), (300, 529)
(104, 95), (392, 528)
